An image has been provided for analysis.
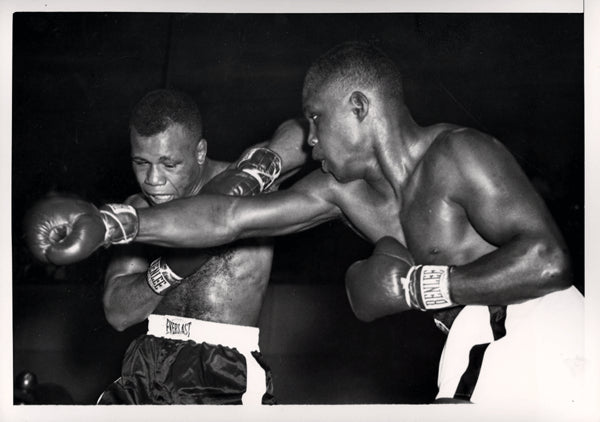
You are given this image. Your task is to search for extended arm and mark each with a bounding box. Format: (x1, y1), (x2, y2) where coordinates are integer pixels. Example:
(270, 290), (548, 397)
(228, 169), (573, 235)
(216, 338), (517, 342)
(136, 170), (342, 247)
(24, 118), (312, 265)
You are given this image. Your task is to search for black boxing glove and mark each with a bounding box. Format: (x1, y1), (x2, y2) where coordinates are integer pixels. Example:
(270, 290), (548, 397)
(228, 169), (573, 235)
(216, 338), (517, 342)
(201, 147), (282, 195)
(345, 236), (456, 322)
(25, 196), (138, 265)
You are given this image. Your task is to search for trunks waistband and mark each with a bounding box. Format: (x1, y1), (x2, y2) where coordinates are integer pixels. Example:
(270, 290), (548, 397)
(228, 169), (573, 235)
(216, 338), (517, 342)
(147, 314), (260, 352)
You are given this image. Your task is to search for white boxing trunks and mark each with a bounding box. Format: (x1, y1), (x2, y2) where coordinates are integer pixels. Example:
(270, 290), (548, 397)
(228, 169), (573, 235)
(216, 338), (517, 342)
(436, 286), (584, 408)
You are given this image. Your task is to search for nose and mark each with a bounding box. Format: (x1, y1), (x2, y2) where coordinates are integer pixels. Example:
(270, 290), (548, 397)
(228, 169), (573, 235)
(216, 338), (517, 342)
(307, 127), (318, 147)
(145, 165), (165, 186)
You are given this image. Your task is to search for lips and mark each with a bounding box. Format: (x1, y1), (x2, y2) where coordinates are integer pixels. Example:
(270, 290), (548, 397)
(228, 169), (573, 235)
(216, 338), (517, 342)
(146, 193), (175, 204)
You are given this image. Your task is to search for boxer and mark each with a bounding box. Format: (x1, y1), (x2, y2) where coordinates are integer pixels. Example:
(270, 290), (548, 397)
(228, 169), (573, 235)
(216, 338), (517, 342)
(27, 89), (308, 405)
(26, 44), (584, 408)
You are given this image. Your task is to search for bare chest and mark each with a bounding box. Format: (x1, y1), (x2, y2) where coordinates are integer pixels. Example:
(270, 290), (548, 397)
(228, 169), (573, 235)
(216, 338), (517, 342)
(400, 170), (490, 265)
(337, 185), (405, 244)
(154, 242), (273, 324)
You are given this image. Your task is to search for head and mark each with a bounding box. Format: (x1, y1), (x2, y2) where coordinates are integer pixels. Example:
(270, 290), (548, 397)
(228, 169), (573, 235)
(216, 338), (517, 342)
(302, 42), (404, 182)
(129, 89), (207, 205)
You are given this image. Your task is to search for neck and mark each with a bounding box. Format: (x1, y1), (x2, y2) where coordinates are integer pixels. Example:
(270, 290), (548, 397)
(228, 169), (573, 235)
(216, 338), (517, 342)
(368, 106), (430, 196)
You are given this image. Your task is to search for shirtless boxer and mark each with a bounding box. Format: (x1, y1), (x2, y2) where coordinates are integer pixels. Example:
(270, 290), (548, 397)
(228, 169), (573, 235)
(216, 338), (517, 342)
(26, 43), (584, 407)
(27, 89), (307, 405)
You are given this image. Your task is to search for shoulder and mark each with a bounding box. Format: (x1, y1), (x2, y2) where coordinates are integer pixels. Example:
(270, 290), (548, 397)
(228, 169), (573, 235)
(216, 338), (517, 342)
(426, 127), (513, 174)
(290, 169), (380, 215)
(206, 159), (232, 179)
(289, 169), (353, 201)
(434, 127), (500, 154)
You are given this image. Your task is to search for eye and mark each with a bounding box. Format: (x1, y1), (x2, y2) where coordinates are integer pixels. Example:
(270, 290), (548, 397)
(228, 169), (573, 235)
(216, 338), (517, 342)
(162, 161), (180, 169)
(132, 159), (148, 167)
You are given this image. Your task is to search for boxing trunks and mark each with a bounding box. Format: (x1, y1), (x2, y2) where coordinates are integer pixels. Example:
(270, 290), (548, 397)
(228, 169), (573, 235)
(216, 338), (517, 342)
(97, 315), (275, 405)
(435, 286), (584, 407)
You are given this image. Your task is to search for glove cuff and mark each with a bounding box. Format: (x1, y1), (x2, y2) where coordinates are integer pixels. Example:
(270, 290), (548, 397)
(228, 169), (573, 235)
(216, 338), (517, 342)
(236, 147), (282, 192)
(99, 204), (139, 245)
(402, 265), (455, 311)
(146, 257), (183, 295)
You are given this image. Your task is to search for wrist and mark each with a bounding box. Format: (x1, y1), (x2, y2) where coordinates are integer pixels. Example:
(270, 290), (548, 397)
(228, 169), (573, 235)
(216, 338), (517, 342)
(99, 203), (139, 245)
(401, 265), (455, 311)
(146, 257), (183, 295)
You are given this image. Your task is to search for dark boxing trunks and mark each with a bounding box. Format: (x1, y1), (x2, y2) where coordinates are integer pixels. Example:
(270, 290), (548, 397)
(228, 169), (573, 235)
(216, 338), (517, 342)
(98, 316), (275, 405)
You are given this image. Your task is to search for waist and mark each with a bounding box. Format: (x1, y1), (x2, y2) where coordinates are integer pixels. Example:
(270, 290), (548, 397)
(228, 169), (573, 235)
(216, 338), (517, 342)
(147, 314), (260, 352)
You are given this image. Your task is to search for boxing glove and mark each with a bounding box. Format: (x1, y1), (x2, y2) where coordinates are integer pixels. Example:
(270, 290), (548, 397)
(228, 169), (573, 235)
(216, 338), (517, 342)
(345, 236), (455, 322)
(145, 147), (282, 295)
(201, 147), (282, 196)
(24, 196), (138, 265)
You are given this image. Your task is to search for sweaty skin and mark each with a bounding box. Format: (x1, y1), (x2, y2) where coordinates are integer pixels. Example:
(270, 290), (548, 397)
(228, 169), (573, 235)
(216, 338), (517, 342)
(133, 83), (571, 309)
(104, 191), (274, 329)
(103, 118), (308, 331)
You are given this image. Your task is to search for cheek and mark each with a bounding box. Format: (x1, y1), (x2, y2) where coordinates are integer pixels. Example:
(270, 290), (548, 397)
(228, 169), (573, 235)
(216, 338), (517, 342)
(170, 167), (197, 189)
(132, 167), (146, 184)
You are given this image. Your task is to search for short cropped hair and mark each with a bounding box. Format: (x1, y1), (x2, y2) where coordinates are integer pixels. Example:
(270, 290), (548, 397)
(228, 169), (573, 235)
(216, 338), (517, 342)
(303, 42), (404, 105)
(129, 89), (203, 140)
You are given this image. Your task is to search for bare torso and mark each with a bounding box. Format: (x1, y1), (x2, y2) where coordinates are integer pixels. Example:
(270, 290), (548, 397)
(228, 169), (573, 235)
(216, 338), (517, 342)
(152, 239), (273, 326)
(129, 158), (274, 327)
(332, 125), (496, 267)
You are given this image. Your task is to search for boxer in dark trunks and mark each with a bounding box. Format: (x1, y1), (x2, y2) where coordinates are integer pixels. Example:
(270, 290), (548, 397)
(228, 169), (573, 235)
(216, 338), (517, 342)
(28, 89), (307, 405)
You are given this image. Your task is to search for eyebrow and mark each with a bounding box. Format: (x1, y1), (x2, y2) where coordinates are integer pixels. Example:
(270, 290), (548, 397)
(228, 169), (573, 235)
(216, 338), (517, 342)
(131, 155), (180, 163)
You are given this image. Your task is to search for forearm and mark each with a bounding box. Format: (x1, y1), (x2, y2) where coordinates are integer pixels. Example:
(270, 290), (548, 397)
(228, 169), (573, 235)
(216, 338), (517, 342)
(449, 235), (572, 305)
(266, 118), (309, 178)
(103, 273), (163, 331)
(135, 195), (239, 247)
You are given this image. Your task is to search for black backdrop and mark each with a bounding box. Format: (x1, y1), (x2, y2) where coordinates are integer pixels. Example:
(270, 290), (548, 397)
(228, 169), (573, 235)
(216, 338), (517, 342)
(12, 13), (583, 404)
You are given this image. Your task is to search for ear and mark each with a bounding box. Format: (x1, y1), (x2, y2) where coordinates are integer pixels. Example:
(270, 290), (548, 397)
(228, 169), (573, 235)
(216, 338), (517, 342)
(196, 138), (207, 165)
(349, 91), (369, 122)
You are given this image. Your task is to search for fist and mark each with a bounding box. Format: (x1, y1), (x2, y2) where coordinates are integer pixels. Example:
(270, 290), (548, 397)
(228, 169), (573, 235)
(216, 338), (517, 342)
(24, 195), (106, 265)
(345, 237), (415, 322)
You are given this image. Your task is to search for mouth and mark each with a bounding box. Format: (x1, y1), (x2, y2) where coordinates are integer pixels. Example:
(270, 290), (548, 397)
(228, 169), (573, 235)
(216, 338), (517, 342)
(146, 193), (175, 204)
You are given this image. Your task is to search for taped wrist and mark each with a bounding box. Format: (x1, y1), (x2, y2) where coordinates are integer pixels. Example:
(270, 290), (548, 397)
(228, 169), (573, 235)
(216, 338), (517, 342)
(236, 147), (282, 192)
(146, 257), (183, 295)
(401, 265), (455, 311)
(99, 204), (139, 245)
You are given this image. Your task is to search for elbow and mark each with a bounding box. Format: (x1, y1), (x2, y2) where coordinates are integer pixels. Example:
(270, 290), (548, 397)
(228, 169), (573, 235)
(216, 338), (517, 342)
(535, 241), (573, 294)
(104, 311), (131, 332)
(102, 294), (132, 332)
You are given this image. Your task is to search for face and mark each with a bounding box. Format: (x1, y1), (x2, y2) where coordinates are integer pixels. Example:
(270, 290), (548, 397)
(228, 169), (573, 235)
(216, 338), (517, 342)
(303, 84), (369, 183)
(130, 123), (206, 205)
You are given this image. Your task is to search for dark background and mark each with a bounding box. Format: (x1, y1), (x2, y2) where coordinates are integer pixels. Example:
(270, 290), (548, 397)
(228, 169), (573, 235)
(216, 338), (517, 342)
(12, 13), (583, 404)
